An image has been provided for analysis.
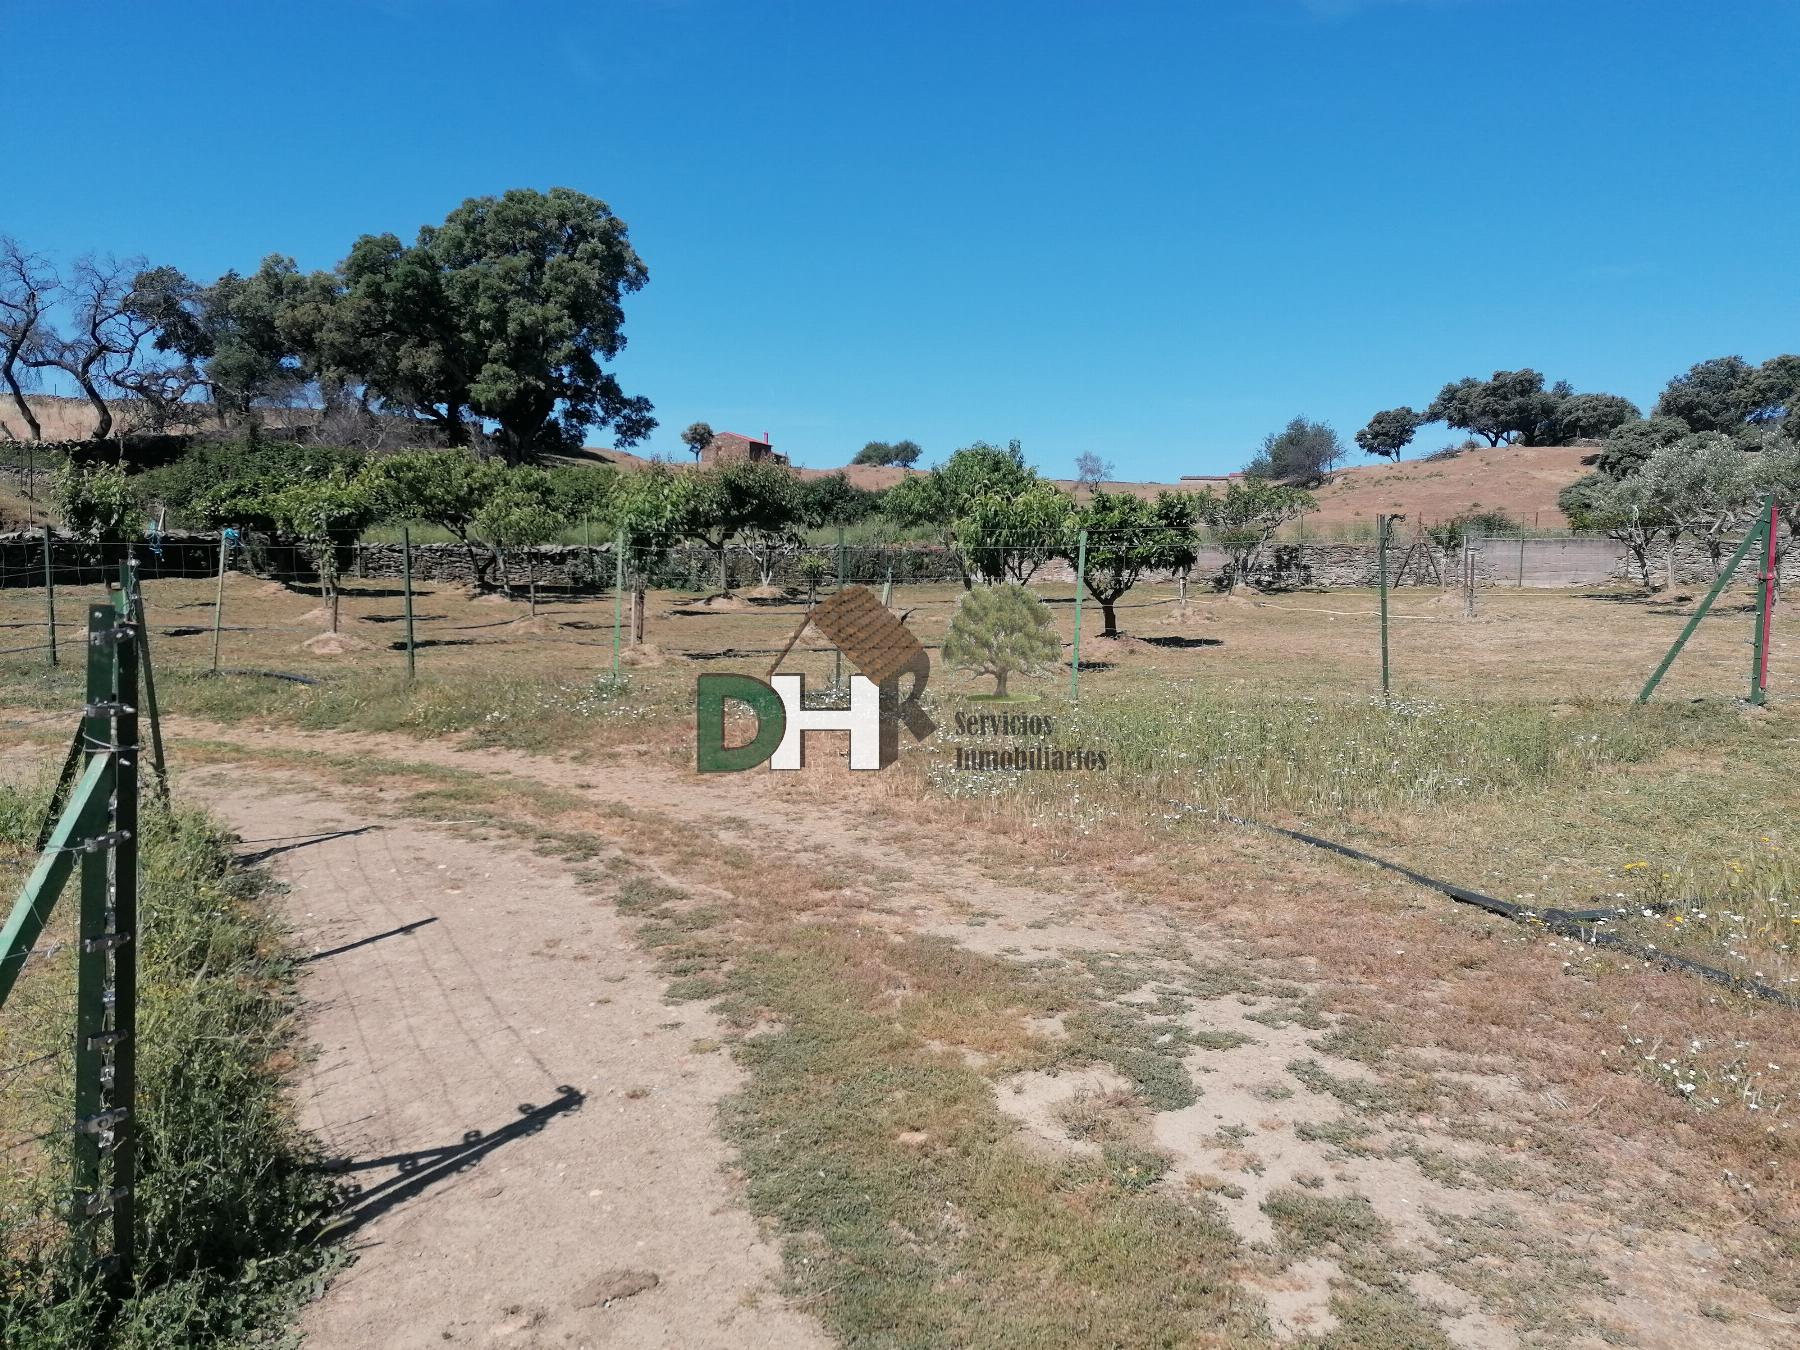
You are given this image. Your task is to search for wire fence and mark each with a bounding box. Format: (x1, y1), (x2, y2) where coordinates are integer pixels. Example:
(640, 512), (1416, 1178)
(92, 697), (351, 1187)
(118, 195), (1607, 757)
(0, 527), (1752, 598)
(0, 524), (1784, 709)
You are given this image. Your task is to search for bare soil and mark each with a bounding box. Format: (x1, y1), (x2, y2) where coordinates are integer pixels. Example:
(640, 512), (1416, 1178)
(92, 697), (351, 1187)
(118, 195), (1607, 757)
(158, 716), (1798, 1347)
(180, 763), (826, 1350)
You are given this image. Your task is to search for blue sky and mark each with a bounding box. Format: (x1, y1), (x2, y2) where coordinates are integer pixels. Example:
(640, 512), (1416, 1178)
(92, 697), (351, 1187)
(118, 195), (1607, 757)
(4, 0), (1796, 477)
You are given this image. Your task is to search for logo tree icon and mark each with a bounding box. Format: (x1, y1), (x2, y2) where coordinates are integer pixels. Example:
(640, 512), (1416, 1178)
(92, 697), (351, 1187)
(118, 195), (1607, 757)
(942, 582), (1060, 699)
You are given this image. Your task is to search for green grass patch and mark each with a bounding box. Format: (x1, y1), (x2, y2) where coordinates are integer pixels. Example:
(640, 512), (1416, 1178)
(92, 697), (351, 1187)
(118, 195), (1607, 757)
(720, 927), (1268, 1347)
(0, 783), (337, 1346)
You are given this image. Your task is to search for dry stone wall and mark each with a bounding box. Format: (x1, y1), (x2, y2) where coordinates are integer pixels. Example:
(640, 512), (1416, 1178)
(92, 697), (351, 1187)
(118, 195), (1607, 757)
(0, 529), (1788, 593)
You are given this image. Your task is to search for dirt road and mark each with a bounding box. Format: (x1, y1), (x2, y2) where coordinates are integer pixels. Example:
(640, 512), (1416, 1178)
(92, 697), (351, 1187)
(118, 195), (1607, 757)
(185, 764), (826, 1350)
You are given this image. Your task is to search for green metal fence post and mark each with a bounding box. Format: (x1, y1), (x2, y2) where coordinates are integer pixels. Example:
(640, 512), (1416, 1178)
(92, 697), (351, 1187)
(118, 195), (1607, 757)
(43, 525), (57, 669)
(1637, 514), (1765, 704)
(834, 526), (846, 688)
(402, 527), (417, 683)
(612, 528), (625, 677)
(1070, 529), (1088, 702)
(0, 756), (109, 1007)
(1751, 495), (1778, 706)
(1378, 514), (1392, 698)
(72, 605), (117, 1267)
(124, 559), (168, 799)
(109, 591), (140, 1290)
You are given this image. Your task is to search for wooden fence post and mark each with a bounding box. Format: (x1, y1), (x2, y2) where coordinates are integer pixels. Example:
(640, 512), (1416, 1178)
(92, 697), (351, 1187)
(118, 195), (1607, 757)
(402, 527), (417, 682)
(210, 530), (229, 675)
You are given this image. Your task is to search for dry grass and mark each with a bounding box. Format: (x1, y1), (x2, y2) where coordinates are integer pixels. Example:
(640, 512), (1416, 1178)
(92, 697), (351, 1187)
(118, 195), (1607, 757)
(3, 570), (1796, 1338)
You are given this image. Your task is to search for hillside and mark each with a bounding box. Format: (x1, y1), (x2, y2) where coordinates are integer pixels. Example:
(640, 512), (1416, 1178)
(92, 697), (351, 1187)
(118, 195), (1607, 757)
(581, 442), (1592, 530)
(6, 393), (1593, 533)
(810, 443), (1592, 531)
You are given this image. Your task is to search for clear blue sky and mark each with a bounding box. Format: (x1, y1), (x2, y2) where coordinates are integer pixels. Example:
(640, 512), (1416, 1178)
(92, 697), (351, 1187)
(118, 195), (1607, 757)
(5, 0), (1796, 477)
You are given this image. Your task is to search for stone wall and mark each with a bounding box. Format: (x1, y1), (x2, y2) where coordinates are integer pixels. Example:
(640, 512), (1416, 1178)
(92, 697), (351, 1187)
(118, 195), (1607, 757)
(0, 529), (1785, 594)
(0, 533), (967, 592)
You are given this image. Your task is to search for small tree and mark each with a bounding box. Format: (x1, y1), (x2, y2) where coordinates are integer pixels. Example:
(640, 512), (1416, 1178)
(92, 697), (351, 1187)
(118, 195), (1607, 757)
(681, 421), (715, 463)
(266, 471), (380, 631)
(1558, 472), (1674, 589)
(1639, 435), (1756, 582)
(883, 440), (1038, 589)
(1073, 451), (1114, 488)
(602, 464), (694, 644)
(1203, 479), (1315, 594)
(955, 479), (1074, 583)
(796, 552), (832, 605)
(942, 582), (1060, 698)
(1355, 408), (1420, 462)
(1065, 490), (1201, 636)
(373, 449), (511, 588)
(679, 459), (797, 594)
(1246, 417), (1344, 484)
(474, 471), (568, 609)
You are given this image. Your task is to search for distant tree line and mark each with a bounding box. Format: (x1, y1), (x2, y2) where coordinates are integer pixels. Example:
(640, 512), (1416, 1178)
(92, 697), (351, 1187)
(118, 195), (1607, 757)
(1356, 354), (1800, 463)
(1481, 356), (1800, 588)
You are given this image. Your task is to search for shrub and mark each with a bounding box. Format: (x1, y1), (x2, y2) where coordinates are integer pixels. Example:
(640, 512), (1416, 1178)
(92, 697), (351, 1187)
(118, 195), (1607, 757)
(51, 461), (135, 541)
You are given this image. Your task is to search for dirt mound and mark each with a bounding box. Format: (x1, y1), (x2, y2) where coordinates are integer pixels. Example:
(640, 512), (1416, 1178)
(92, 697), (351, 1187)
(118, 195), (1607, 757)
(295, 606), (351, 626)
(1157, 605), (1217, 626)
(300, 631), (372, 656)
(618, 642), (670, 668)
(742, 584), (791, 601)
(468, 589), (519, 606)
(687, 593), (751, 611)
(504, 615), (552, 635)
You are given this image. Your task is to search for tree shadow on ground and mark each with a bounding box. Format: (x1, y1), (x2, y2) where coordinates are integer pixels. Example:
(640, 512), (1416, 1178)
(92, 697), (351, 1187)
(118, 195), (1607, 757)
(1139, 635), (1225, 649)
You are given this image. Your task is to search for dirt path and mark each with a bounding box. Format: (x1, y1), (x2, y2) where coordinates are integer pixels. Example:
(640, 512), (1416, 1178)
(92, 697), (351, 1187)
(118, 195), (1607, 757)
(183, 764), (827, 1350)
(166, 723), (1793, 1347)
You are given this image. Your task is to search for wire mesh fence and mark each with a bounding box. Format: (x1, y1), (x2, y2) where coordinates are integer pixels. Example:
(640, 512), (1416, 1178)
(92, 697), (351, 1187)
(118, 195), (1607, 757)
(0, 524), (1786, 709)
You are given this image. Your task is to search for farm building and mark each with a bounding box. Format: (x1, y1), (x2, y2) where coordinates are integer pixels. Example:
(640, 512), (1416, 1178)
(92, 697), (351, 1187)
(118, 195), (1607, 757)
(699, 430), (788, 466)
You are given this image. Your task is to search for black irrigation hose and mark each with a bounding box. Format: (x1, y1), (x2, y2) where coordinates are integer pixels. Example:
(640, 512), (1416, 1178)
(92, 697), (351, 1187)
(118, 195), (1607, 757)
(213, 669), (323, 685)
(1178, 803), (1800, 1011)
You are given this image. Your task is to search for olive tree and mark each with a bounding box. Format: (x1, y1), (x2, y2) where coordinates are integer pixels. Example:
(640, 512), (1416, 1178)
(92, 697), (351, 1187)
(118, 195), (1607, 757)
(1558, 472), (1675, 589)
(1639, 435), (1757, 581)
